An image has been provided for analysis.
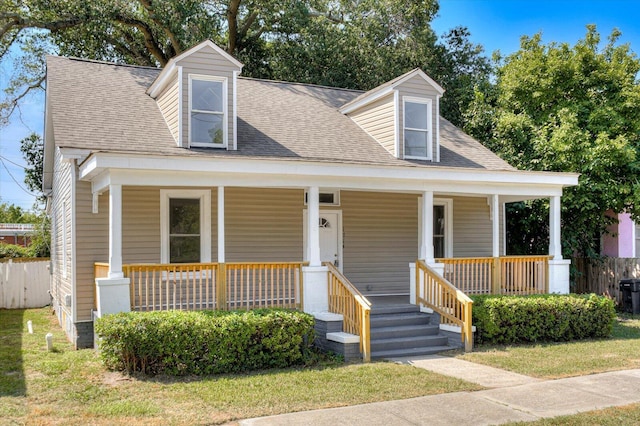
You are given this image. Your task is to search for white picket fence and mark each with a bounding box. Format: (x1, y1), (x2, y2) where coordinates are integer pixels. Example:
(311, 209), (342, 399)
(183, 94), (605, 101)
(0, 258), (50, 309)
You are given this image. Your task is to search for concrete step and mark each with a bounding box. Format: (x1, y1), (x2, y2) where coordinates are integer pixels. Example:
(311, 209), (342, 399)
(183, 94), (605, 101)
(371, 345), (454, 360)
(370, 334), (449, 352)
(370, 312), (432, 328)
(370, 324), (440, 339)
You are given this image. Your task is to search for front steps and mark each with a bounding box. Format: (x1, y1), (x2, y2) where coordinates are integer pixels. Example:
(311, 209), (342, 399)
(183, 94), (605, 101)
(370, 303), (454, 359)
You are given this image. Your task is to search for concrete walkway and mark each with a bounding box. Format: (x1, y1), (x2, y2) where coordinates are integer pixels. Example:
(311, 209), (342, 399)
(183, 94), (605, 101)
(239, 356), (640, 425)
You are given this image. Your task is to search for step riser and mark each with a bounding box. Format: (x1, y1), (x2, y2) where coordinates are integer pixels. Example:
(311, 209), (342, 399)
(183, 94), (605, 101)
(370, 326), (440, 339)
(370, 316), (431, 328)
(371, 337), (448, 352)
(370, 306), (421, 315)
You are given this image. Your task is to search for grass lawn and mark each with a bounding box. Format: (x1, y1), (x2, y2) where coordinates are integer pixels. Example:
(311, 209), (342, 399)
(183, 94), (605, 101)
(507, 403), (640, 425)
(456, 314), (640, 379)
(0, 308), (481, 425)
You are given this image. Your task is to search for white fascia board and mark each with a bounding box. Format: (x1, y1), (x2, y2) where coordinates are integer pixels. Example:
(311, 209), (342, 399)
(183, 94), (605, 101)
(79, 153), (578, 197)
(339, 86), (394, 114)
(147, 65), (178, 98)
(100, 169), (567, 197)
(59, 148), (91, 163)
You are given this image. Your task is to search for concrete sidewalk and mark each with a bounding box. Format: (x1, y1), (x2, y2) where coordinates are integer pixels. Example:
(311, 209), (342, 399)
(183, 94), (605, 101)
(239, 358), (640, 425)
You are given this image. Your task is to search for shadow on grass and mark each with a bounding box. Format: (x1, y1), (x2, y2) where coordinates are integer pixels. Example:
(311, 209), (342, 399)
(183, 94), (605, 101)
(0, 309), (26, 396)
(122, 356), (346, 384)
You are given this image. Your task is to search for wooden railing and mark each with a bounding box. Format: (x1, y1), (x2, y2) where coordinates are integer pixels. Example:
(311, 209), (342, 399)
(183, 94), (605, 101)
(123, 263), (219, 311)
(225, 262), (304, 310)
(97, 262), (304, 312)
(326, 263), (371, 362)
(416, 260), (473, 351)
(438, 255), (550, 295)
(94, 262), (110, 310)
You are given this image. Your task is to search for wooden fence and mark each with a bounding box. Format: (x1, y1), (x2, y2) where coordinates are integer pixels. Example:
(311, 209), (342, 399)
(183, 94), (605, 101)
(573, 257), (640, 304)
(0, 258), (50, 309)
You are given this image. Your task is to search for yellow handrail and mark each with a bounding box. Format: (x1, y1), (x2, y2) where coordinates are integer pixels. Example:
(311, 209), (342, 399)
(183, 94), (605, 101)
(325, 263), (372, 362)
(416, 260), (473, 352)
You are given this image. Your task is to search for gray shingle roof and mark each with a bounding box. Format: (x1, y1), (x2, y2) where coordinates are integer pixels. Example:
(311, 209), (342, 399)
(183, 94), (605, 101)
(46, 56), (514, 171)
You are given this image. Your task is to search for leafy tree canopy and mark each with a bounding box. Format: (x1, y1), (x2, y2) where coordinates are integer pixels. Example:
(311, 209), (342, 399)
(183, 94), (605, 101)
(465, 25), (640, 258)
(0, 0), (490, 129)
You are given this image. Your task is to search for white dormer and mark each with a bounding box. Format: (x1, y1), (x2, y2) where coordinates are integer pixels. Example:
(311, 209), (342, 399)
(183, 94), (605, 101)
(340, 69), (444, 161)
(147, 40), (243, 150)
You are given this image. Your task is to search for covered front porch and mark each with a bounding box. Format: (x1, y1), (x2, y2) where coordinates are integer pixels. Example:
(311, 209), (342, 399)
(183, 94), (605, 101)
(83, 154), (574, 360)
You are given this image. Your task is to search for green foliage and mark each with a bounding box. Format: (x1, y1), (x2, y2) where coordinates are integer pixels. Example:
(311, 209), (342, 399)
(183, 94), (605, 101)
(471, 294), (616, 345)
(0, 202), (38, 223)
(465, 26), (640, 258)
(19, 133), (44, 204)
(0, 242), (30, 258)
(95, 309), (316, 375)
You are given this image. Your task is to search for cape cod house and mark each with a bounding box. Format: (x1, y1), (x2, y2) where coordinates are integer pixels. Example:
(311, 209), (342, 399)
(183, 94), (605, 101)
(43, 41), (578, 359)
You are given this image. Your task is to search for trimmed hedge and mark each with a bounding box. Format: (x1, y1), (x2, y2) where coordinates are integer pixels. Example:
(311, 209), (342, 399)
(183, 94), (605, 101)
(471, 294), (615, 345)
(95, 309), (315, 375)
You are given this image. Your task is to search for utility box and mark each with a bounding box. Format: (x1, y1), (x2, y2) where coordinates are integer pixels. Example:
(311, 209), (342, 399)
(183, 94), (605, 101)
(620, 279), (640, 315)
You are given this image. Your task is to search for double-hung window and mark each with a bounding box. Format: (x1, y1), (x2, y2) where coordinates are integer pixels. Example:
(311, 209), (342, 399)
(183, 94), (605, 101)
(160, 190), (211, 263)
(189, 75), (227, 147)
(403, 97), (432, 160)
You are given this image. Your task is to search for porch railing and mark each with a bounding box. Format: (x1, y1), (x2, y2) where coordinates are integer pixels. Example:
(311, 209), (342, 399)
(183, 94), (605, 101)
(438, 255), (550, 295)
(416, 260), (473, 351)
(326, 263), (371, 362)
(225, 262), (304, 310)
(96, 262), (304, 312)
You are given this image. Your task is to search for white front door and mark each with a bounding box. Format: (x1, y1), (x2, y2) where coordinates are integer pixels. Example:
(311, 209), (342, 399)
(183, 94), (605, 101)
(304, 210), (342, 271)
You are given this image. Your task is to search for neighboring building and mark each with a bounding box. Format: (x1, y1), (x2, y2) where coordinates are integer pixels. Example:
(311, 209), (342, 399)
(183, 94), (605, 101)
(0, 223), (35, 247)
(43, 40), (578, 353)
(602, 213), (640, 257)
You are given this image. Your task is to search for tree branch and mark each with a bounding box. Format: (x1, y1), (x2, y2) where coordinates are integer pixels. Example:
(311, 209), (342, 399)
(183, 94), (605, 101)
(226, 0), (242, 54)
(0, 74), (45, 125)
(137, 0), (183, 56)
(113, 14), (169, 65)
(0, 12), (83, 38)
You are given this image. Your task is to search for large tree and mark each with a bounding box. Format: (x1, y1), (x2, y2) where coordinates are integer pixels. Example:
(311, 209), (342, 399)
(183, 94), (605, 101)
(465, 26), (640, 258)
(1, 0), (489, 128)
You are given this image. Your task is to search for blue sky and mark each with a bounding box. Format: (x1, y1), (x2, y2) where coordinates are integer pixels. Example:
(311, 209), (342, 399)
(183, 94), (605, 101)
(1, 0), (640, 211)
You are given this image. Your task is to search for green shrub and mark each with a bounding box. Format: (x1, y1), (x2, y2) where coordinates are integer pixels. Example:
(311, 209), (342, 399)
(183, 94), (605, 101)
(471, 294), (615, 345)
(95, 309), (315, 375)
(0, 243), (30, 259)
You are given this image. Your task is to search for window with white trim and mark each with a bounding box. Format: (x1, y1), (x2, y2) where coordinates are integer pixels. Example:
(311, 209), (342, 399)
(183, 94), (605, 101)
(161, 190), (211, 263)
(189, 75), (227, 147)
(403, 97), (432, 160)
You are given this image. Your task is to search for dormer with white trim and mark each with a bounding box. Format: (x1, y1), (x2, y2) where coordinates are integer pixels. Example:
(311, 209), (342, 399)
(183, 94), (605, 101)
(339, 69), (444, 162)
(147, 40), (243, 150)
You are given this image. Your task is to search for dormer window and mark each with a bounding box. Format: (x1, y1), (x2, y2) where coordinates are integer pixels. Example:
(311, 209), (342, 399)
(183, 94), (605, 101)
(189, 75), (227, 148)
(403, 97), (432, 160)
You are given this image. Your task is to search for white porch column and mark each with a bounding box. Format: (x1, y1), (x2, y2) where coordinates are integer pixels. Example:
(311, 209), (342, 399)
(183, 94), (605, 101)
(96, 184), (130, 317)
(307, 186), (321, 267)
(421, 191), (435, 263)
(491, 194), (500, 258)
(549, 196), (562, 260)
(302, 186), (328, 314)
(548, 195), (570, 293)
(108, 184), (123, 278)
(218, 186), (225, 263)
